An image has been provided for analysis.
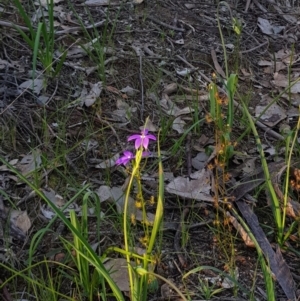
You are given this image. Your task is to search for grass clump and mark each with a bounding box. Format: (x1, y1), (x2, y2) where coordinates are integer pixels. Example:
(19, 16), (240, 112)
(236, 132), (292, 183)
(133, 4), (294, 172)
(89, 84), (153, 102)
(13, 0), (67, 79)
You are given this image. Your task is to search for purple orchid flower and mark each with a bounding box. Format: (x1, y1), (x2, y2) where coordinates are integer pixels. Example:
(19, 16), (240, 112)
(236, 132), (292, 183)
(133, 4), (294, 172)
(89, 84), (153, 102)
(128, 129), (156, 150)
(116, 151), (135, 166)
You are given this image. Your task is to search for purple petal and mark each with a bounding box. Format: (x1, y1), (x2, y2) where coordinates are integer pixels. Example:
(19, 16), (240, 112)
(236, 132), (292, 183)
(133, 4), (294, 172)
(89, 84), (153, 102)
(123, 150), (134, 157)
(127, 129), (156, 149)
(135, 138), (142, 149)
(128, 134), (141, 142)
(116, 151), (134, 166)
(147, 134), (156, 141)
(123, 158), (131, 165)
(116, 158), (125, 165)
(142, 137), (149, 149)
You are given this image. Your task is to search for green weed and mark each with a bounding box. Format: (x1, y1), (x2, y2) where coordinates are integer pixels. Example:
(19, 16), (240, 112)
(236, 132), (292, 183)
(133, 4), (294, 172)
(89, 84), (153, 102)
(13, 0), (67, 79)
(196, 277), (225, 300)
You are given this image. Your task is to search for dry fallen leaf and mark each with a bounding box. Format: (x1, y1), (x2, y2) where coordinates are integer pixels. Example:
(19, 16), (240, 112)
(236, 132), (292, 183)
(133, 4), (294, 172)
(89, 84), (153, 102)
(166, 168), (214, 202)
(139, 118), (158, 132)
(255, 104), (286, 127)
(172, 116), (186, 134)
(81, 82), (103, 107)
(11, 210), (31, 234)
(41, 187), (103, 219)
(272, 74), (300, 93)
(103, 258), (155, 293)
(275, 49), (298, 65)
(94, 154), (120, 169)
(160, 93), (194, 117)
(226, 211), (255, 247)
(258, 60), (272, 66)
(16, 150), (42, 176)
(120, 86), (139, 97)
(176, 68), (194, 76)
(257, 17), (285, 35)
(162, 83), (177, 95)
(84, 0), (116, 5)
(106, 85), (121, 95)
(0, 159), (18, 171)
(242, 158), (257, 175)
(36, 0), (63, 5)
(192, 152), (209, 170)
(221, 267), (239, 288)
(104, 258), (130, 292)
(19, 79), (44, 95)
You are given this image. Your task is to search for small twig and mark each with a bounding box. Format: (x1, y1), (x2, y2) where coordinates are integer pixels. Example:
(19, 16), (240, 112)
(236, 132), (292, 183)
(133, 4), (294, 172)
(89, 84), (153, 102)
(253, 0), (268, 12)
(226, 211), (255, 247)
(145, 15), (185, 32)
(187, 219), (212, 230)
(0, 20), (29, 31)
(2, 32), (31, 52)
(139, 55), (144, 121)
(211, 49), (226, 78)
(45, 79), (58, 106)
(244, 0), (252, 12)
(65, 155), (87, 179)
(56, 20), (106, 35)
(175, 54), (194, 69)
(0, 19), (106, 36)
(28, 114), (43, 145)
(255, 120), (284, 141)
(239, 40), (269, 54)
(16, 190), (36, 206)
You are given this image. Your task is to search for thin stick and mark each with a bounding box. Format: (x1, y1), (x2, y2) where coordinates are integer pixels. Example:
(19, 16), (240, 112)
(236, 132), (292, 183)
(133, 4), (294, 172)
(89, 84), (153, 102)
(239, 40), (268, 54)
(145, 16), (185, 32)
(0, 20), (106, 35)
(139, 55), (144, 121)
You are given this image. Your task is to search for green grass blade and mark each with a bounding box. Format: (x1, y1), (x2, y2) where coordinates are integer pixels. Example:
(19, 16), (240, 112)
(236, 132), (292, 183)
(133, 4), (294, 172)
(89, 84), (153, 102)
(0, 260), (75, 301)
(0, 157), (125, 301)
(33, 23), (43, 80)
(209, 82), (217, 120)
(52, 49), (67, 77)
(226, 74), (237, 128)
(27, 185), (89, 266)
(12, 0), (35, 37)
(240, 100), (283, 242)
(148, 132), (164, 253)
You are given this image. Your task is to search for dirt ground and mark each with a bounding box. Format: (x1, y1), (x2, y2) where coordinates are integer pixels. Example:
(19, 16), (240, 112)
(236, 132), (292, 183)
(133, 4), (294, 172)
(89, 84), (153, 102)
(1, 0), (300, 300)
